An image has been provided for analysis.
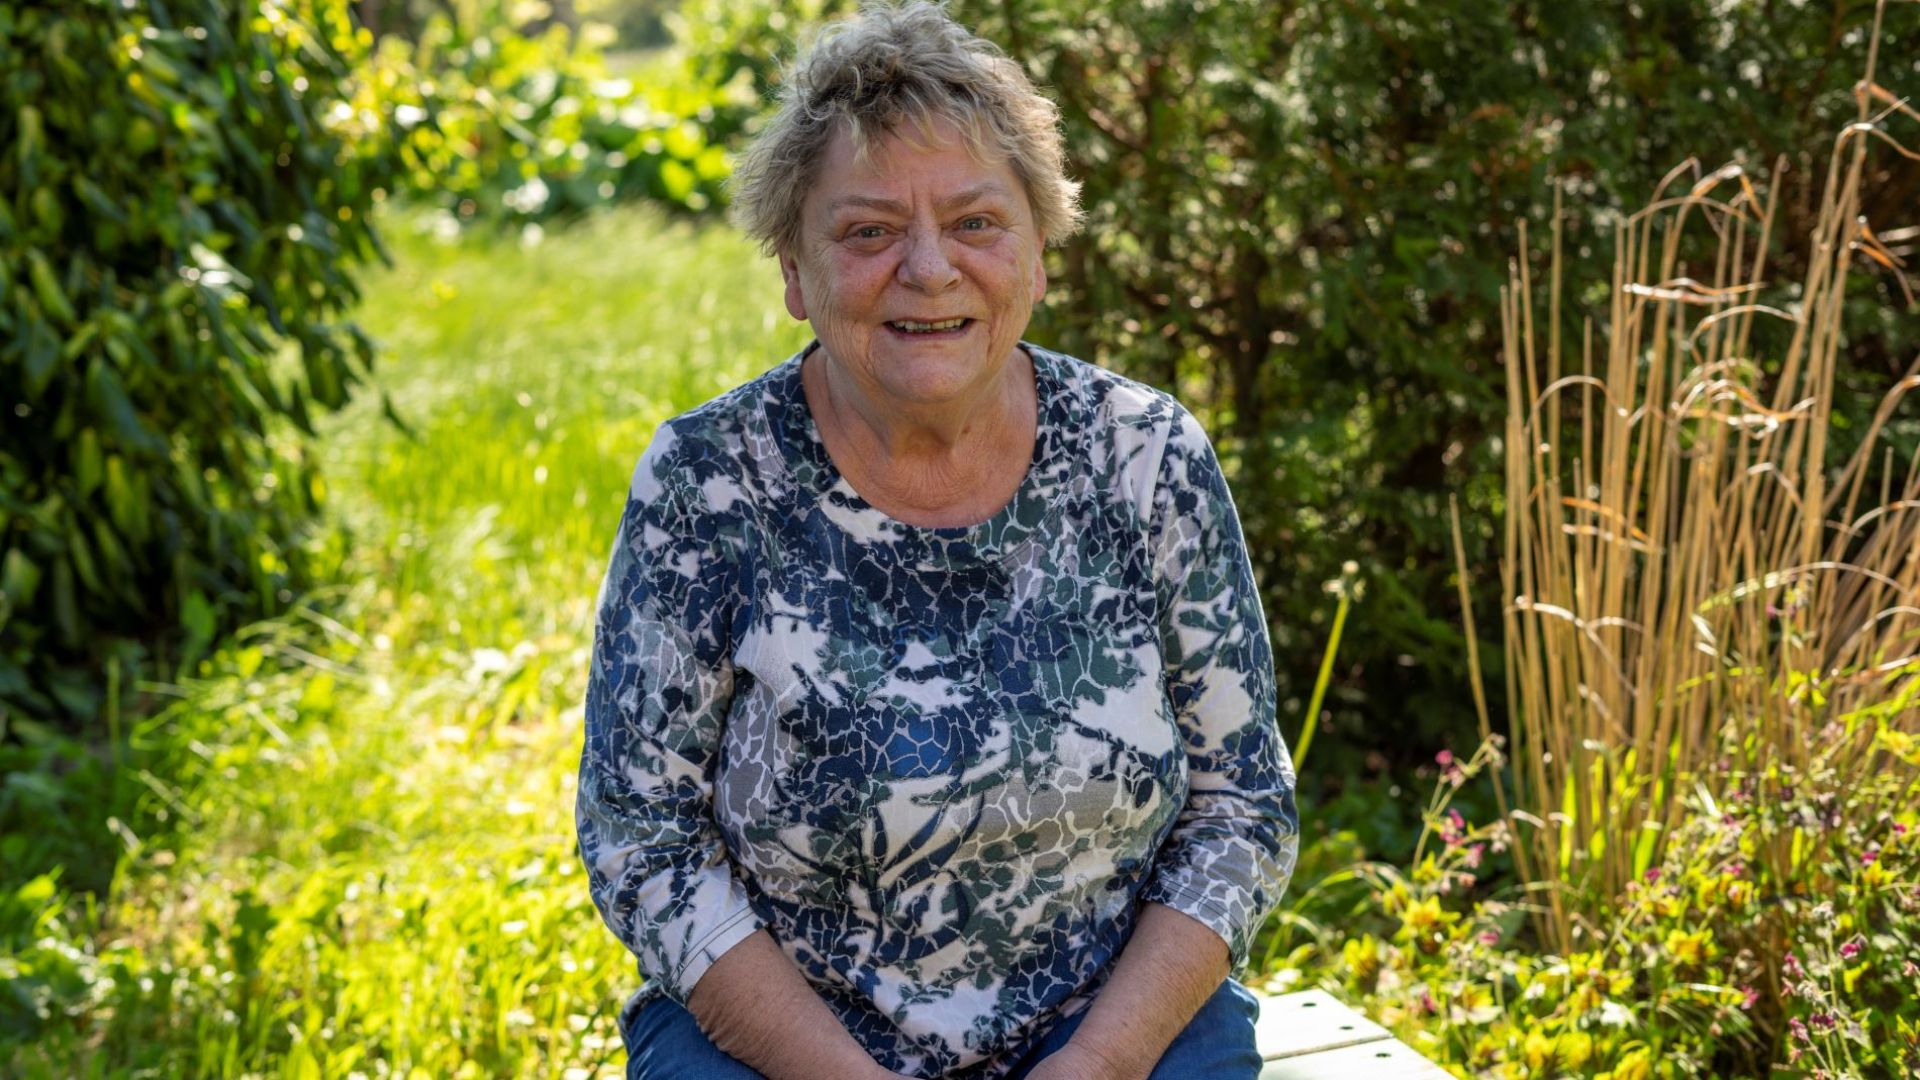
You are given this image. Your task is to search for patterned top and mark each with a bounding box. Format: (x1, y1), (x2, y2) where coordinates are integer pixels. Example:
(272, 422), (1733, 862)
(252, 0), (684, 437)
(577, 342), (1299, 1078)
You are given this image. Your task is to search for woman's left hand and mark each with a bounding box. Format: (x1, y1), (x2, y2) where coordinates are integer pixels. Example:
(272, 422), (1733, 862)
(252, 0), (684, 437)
(1021, 1043), (1145, 1080)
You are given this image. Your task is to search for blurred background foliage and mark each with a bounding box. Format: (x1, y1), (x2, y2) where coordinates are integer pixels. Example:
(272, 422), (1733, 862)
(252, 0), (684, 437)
(0, 0), (382, 728)
(955, 0), (1920, 786)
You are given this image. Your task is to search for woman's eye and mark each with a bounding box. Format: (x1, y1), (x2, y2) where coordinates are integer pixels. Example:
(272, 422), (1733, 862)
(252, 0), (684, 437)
(853, 225), (887, 240)
(960, 217), (990, 231)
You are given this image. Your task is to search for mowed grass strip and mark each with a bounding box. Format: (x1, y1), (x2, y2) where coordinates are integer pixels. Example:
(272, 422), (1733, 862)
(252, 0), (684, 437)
(29, 208), (808, 1078)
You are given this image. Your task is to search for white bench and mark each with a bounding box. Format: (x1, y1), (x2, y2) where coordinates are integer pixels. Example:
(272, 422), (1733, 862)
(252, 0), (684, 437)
(1253, 989), (1451, 1079)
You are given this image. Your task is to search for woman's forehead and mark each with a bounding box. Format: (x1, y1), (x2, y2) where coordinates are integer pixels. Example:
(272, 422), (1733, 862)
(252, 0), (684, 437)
(813, 121), (1023, 213)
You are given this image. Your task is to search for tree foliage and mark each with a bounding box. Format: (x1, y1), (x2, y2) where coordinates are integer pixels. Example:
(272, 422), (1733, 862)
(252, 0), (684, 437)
(947, 0), (1920, 767)
(0, 0), (386, 724)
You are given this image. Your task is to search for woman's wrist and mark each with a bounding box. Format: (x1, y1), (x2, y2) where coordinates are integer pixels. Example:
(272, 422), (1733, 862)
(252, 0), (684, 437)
(1062, 1038), (1148, 1080)
(687, 930), (890, 1079)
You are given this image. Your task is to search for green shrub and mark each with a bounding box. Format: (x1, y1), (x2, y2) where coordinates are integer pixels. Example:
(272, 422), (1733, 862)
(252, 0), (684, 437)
(0, 0), (385, 727)
(1269, 738), (1918, 1077)
(1771, 749), (1920, 1078)
(339, 6), (747, 226)
(942, 0), (1920, 770)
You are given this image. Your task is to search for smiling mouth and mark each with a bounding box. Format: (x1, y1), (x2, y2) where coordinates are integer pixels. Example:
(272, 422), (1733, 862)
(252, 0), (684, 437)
(886, 318), (972, 334)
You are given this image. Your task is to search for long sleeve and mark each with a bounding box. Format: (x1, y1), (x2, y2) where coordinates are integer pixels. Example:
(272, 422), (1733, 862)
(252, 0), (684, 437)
(576, 422), (765, 1005)
(1137, 405), (1300, 967)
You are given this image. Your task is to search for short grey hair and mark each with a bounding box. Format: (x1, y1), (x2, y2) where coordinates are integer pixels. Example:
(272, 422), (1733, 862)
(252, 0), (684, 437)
(727, 1), (1083, 256)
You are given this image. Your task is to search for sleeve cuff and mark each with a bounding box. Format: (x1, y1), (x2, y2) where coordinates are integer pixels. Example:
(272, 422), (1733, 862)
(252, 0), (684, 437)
(665, 904), (767, 1004)
(1139, 879), (1246, 967)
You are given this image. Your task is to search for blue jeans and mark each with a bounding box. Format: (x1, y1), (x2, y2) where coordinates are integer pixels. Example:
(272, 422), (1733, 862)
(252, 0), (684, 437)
(621, 978), (1264, 1079)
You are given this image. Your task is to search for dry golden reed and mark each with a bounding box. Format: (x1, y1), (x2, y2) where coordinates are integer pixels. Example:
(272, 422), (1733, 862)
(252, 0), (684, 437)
(1462, 0), (1920, 951)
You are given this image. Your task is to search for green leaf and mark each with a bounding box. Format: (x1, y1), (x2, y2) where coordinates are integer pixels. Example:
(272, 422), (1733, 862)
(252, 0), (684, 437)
(64, 522), (102, 595)
(20, 315), (59, 399)
(659, 158), (696, 203)
(71, 429), (102, 498)
(85, 360), (165, 456)
(180, 589), (215, 661)
(2, 548), (41, 607)
(48, 558), (78, 647)
(298, 672), (337, 716)
(102, 455), (150, 544)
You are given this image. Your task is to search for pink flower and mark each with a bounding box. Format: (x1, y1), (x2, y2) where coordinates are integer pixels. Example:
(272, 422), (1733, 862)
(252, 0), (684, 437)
(1840, 940), (1863, 960)
(1644, 867), (1662, 885)
(1740, 985), (1759, 1010)
(1435, 749), (1454, 767)
(1784, 951), (1805, 978)
(1790, 1017), (1810, 1042)
(1479, 931), (1501, 946)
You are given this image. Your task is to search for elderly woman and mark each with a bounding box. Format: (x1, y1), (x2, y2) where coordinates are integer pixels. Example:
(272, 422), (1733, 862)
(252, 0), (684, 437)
(577, 4), (1298, 1078)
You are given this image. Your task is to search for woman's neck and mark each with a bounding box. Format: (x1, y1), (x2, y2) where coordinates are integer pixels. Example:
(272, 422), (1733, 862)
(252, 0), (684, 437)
(802, 345), (1037, 526)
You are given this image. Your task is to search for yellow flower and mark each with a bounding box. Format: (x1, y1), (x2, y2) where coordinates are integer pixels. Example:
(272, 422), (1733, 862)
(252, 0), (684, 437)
(1343, 934), (1383, 987)
(1523, 1027), (1557, 1071)
(1879, 727), (1920, 765)
(1664, 928), (1713, 968)
(1611, 1046), (1653, 1080)
(1862, 857), (1891, 890)
(1560, 1029), (1594, 1070)
(1843, 962), (1868, 995)
(1397, 896), (1458, 952)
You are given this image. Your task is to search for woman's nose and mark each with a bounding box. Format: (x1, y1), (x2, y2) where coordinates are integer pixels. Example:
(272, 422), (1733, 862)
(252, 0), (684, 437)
(898, 228), (961, 292)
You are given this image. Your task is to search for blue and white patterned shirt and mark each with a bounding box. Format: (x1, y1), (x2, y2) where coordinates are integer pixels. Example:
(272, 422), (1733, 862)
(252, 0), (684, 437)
(578, 343), (1298, 1078)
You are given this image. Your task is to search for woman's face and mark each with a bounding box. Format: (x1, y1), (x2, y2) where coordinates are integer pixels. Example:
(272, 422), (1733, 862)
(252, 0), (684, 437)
(780, 117), (1047, 411)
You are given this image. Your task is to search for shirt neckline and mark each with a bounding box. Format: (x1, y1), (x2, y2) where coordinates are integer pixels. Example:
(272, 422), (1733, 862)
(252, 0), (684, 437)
(763, 340), (1066, 567)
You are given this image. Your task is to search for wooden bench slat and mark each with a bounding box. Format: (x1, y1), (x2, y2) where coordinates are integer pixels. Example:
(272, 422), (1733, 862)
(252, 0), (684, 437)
(1257, 1036), (1454, 1080)
(1252, 988), (1393, 1060)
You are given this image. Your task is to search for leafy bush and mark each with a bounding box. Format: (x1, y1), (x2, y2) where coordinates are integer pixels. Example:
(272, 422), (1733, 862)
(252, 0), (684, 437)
(942, 0), (1920, 771)
(0, 0), (387, 727)
(1771, 756), (1920, 1078)
(335, 4), (750, 227)
(1280, 738), (1920, 1078)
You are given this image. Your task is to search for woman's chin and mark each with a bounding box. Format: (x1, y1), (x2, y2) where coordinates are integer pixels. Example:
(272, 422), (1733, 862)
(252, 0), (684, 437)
(877, 357), (997, 406)
(861, 342), (1002, 405)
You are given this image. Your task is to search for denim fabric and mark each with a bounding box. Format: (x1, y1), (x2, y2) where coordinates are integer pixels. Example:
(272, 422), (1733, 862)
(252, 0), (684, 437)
(620, 978), (1264, 1080)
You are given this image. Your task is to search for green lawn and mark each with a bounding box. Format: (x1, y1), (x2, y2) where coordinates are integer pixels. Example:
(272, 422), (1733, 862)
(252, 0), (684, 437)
(16, 207), (812, 1078)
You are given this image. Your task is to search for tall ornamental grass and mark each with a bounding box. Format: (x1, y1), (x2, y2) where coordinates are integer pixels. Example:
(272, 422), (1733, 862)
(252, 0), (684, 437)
(1484, 0), (1919, 965)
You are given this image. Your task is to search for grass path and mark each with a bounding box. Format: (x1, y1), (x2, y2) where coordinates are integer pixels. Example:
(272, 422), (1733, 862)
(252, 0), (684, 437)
(31, 209), (811, 1077)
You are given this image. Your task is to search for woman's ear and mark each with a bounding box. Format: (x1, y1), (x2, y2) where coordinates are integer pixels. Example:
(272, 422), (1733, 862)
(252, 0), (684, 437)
(780, 250), (809, 321)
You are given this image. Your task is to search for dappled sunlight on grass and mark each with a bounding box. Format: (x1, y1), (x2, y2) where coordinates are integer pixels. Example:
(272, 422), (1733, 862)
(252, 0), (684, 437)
(20, 206), (811, 1076)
